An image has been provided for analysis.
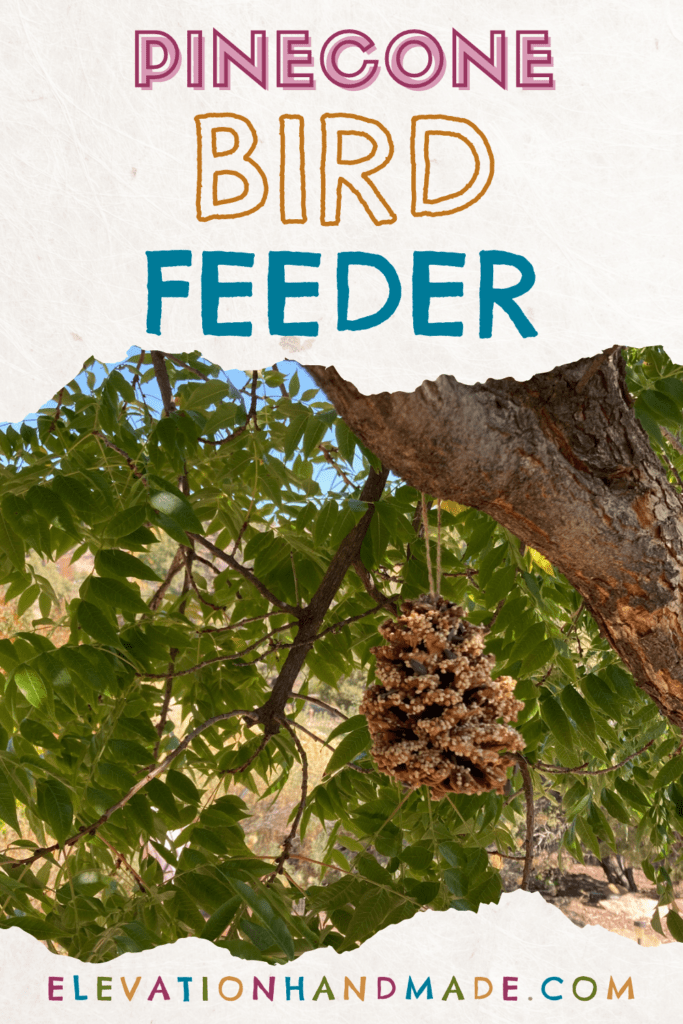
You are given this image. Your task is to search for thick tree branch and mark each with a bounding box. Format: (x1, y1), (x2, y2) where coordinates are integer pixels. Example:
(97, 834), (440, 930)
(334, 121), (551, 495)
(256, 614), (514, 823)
(516, 755), (535, 891)
(150, 351), (174, 416)
(305, 351), (683, 727)
(254, 465), (389, 731)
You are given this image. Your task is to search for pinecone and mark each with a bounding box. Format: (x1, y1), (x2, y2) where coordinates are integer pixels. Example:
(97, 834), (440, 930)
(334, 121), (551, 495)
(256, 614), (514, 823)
(360, 597), (524, 797)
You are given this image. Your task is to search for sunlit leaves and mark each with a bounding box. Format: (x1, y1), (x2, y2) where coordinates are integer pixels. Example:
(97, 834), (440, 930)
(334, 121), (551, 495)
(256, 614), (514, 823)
(0, 346), (680, 958)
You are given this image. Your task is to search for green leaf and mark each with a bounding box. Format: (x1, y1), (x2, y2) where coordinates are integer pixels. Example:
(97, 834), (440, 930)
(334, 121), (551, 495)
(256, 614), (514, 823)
(540, 695), (574, 751)
(149, 491), (203, 534)
(17, 584), (40, 619)
(581, 674), (622, 722)
(87, 577), (147, 615)
(230, 880), (295, 959)
(639, 388), (681, 428)
(95, 549), (161, 581)
(200, 896), (241, 941)
(105, 504), (148, 538)
(400, 844), (434, 870)
(0, 515), (25, 570)
(335, 419), (357, 464)
(166, 769), (201, 804)
(601, 788), (631, 825)
(652, 754), (683, 790)
(519, 638), (555, 676)
(615, 777), (650, 808)
(574, 813), (600, 859)
(327, 714), (367, 743)
(559, 685), (596, 741)
(14, 666), (47, 709)
(0, 764), (19, 831)
(146, 778), (180, 821)
(36, 778), (73, 845)
(324, 726), (371, 776)
(511, 622), (546, 663)
(667, 909), (683, 943)
(343, 887), (404, 945)
(77, 601), (120, 646)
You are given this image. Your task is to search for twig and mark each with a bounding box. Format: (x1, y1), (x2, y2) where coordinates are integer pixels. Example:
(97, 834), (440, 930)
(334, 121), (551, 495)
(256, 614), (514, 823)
(248, 370), (260, 431)
(140, 620), (299, 679)
(562, 600), (585, 634)
(189, 534), (301, 617)
(229, 516), (251, 557)
(286, 717), (371, 773)
(271, 363), (288, 399)
(149, 546), (184, 610)
(182, 549), (226, 611)
(198, 370), (260, 446)
(421, 493), (435, 598)
(5, 709), (257, 867)
(47, 388), (65, 433)
(98, 835), (147, 893)
(662, 426), (683, 458)
(658, 435), (683, 490)
(192, 552), (221, 575)
(485, 849), (527, 861)
(269, 718), (308, 877)
(317, 443), (354, 489)
(162, 353), (210, 381)
(286, 717), (335, 751)
(534, 737), (656, 776)
(92, 431), (147, 483)
(288, 692), (348, 720)
(516, 754), (535, 891)
(353, 559), (399, 615)
(220, 733), (271, 776)
(153, 671), (174, 760)
(200, 612), (295, 636)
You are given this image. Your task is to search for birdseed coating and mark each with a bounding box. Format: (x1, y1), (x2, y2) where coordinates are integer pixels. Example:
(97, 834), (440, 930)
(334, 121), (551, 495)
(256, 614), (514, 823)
(360, 597), (524, 797)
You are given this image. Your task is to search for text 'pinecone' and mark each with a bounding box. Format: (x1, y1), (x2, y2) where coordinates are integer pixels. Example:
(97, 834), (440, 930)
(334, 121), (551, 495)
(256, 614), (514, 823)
(360, 598), (524, 797)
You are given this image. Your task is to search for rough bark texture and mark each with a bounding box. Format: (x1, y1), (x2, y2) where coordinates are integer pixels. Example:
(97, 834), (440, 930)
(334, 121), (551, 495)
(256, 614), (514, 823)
(305, 348), (683, 728)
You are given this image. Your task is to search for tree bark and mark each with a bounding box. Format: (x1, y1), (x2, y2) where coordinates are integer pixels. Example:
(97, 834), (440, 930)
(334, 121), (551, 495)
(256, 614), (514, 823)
(305, 348), (683, 728)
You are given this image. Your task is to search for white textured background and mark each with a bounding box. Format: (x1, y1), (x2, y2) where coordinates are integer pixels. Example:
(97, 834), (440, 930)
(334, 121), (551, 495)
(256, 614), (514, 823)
(1, 892), (681, 1022)
(1, 3), (683, 1018)
(1, 0), (682, 419)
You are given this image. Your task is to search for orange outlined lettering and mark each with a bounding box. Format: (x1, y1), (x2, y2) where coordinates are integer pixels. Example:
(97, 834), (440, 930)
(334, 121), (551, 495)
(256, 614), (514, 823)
(279, 115), (306, 224)
(411, 115), (494, 216)
(195, 113), (268, 221)
(321, 113), (396, 226)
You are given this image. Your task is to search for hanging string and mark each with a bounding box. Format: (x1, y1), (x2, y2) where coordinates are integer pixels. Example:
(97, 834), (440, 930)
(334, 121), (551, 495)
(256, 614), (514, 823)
(421, 493), (435, 599)
(436, 499), (442, 598)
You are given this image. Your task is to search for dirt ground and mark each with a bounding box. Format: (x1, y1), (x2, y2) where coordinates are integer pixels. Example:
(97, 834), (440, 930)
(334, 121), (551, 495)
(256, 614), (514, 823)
(516, 858), (677, 946)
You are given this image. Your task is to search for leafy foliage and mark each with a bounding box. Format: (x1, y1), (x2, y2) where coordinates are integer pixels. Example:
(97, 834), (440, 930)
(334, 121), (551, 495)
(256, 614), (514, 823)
(0, 347), (681, 959)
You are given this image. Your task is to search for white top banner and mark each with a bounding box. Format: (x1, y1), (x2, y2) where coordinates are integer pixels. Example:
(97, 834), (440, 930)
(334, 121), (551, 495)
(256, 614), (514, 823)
(1, 0), (682, 420)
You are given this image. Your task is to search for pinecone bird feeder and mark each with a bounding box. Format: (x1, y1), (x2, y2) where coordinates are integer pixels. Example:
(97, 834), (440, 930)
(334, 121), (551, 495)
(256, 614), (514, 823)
(361, 597), (524, 798)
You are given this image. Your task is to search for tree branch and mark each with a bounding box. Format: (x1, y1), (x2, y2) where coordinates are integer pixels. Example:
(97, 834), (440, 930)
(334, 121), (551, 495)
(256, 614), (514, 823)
(516, 754), (535, 891)
(534, 737), (656, 776)
(5, 709), (256, 867)
(254, 464), (389, 731)
(305, 352), (683, 728)
(353, 559), (399, 615)
(149, 546), (184, 610)
(150, 351), (174, 416)
(189, 534), (300, 618)
(92, 431), (147, 484)
(289, 692), (348, 720)
(270, 717), (308, 878)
